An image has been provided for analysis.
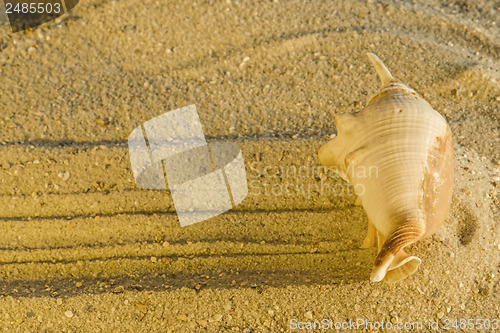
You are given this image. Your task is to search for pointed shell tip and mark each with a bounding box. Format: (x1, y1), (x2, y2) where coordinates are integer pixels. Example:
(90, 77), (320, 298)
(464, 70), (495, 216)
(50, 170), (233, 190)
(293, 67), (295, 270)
(367, 53), (395, 86)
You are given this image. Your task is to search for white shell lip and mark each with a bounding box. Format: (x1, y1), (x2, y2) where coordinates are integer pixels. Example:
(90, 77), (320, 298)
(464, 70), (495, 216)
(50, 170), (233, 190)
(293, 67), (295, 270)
(371, 253), (422, 283)
(318, 53), (454, 283)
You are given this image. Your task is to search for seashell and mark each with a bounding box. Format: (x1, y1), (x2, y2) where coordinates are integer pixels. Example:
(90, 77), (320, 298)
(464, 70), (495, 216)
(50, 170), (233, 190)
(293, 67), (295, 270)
(318, 53), (454, 283)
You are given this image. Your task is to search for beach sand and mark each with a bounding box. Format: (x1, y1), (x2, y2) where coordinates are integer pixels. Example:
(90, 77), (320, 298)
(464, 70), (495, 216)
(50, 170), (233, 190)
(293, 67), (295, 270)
(0, 0), (498, 331)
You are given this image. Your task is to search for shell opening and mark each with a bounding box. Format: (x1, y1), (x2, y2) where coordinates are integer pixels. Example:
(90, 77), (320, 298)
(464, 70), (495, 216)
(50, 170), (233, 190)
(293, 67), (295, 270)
(370, 251), (421, 283)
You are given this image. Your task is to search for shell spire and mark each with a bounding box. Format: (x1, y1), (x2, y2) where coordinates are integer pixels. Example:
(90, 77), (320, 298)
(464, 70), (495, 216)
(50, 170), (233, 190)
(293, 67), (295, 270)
(367, 52), (395, 86)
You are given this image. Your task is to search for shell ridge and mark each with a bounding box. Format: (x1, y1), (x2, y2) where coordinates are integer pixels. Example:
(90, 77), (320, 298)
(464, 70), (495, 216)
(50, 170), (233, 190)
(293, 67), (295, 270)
(370, 219), (426, 282)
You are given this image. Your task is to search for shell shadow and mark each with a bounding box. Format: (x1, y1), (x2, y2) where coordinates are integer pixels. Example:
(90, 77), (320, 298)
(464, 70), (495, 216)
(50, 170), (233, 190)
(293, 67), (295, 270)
(450, 197), (479, 246)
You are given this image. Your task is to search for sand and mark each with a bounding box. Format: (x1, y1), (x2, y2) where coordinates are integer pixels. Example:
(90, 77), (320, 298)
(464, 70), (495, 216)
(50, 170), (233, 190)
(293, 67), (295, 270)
(0, 0), (498, 332)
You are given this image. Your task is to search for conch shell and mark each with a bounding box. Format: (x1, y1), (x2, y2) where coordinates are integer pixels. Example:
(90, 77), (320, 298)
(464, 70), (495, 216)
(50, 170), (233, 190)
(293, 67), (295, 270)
(318, 53), (454, 283)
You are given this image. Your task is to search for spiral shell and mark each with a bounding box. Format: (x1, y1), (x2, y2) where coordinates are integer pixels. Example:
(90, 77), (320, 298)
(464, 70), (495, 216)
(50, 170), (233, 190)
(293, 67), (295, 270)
(318, 53), (454, 283)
